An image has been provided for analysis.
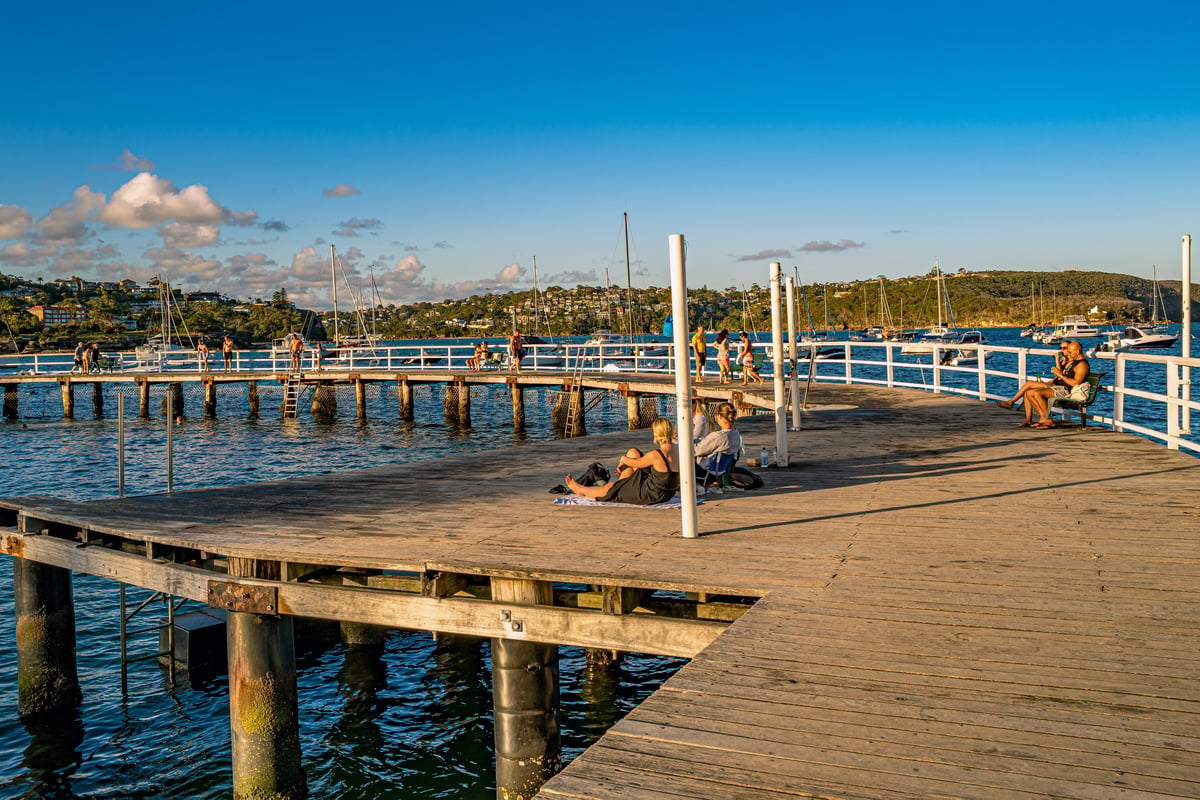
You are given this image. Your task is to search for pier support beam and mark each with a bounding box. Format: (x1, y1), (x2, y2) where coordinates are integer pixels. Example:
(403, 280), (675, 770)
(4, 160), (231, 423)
(138, 379), (150, 419)
(509, 381), (525, 430)
(3, 383), (18, 419)
(454, 378), (471, 428)
(58, 379), (74, 419)
(161, 382), (184, 419)
(13, 559), (82, 718)
(443, 383), (459, 426)
(354, 379), (367, 422)
(490, 578), (560, 800)
(247, 381), (260, 419)
(311, 382), (337, 421)
(225, 561), (306, 800)
(397, 379), (414, 421)
(203, 379), (217, 418)
(339, 621), (386, 649)
(625, 393), (641, 430)
(92, 382), (104, 418)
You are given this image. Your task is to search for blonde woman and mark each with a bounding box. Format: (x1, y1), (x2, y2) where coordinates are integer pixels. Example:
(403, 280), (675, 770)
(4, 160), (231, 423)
(566, 417), (680, 505)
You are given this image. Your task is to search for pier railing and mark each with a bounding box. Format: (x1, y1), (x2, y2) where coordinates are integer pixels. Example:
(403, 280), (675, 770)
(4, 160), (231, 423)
(3, 339), (1196, 452)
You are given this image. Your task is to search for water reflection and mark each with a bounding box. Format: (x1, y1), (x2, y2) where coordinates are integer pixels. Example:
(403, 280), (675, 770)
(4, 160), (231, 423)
(17, 707), (84, 800)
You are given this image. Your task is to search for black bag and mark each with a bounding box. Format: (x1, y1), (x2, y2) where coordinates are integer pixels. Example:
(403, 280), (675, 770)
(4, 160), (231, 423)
(729, 466), (764, 489)
(549, 462), (611, 493)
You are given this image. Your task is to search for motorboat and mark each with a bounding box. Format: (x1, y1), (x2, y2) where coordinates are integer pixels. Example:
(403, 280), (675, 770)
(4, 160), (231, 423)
(902, 329), (986, 356)
(520, 334), (565, 368)
(1038, 315), (1101, 343)
(1115, 326), (1178, 349)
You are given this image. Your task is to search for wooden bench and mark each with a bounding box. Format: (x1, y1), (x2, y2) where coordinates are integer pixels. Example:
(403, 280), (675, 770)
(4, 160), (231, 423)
(1052, 371), (1105, 427)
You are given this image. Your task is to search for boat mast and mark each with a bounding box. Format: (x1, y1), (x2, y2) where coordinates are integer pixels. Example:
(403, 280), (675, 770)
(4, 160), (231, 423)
(934, 259), (944, 330)
(330, 244), (340, 344)
(532, 255), (540, 336)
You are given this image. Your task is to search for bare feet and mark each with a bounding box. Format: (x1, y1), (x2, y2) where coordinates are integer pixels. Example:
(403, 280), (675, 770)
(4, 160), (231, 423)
(996, 400), (1014, 409)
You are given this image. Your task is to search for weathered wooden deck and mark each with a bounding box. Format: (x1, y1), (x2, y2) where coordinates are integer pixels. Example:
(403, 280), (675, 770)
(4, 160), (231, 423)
(5, 381), (1199, 799)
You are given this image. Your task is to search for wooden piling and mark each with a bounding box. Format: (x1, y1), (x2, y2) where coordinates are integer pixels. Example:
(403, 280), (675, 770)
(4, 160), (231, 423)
(490, 578), (560, 800)
(225, 559), (306, 799)
(161, 382), (184, 419)
(204, 379), (217, 418)
(311, 383), (337, 421)
(3, 383), (17, 419)
(13, 559), (82, 718)
(138, 379), (150, 419)
(397, 378), (414, 421)
(247, 380), (260, 418)
(354, 379), (367, 422)
(58, 379), (74, 419)
(626, 393), (641, 430)
(456, 378), (471, 428)
(339, 622), (386, 649)
(92, 382), (104, 417)
(443, 383), (458, 426)
(510, 381), (525, 430)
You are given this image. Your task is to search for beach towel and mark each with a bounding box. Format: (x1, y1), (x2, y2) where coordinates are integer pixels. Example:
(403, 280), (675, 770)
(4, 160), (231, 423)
(552, 494), (705, 509)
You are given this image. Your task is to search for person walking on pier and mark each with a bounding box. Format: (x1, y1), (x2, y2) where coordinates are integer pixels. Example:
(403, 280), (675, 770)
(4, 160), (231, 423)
(716, 329), (732, 384)
(88, 342), (101, 373)
(739, 331), (763, 385)
(691, 325), (707, 382)
(72, 342), (84, 374)
(509, 329), (525, 372)
(222, 335), (235, 372)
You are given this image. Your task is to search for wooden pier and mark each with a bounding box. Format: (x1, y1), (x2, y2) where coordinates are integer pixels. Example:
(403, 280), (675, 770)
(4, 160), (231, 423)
(3, 381), (1199, 799)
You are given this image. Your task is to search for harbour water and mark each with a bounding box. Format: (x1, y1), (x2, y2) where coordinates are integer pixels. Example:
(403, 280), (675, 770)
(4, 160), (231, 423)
(1, 326), (1196, 798)
(0, 383), (681, 799)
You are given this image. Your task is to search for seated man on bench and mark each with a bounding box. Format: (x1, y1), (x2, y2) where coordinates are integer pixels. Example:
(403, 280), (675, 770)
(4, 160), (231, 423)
(694, 402), (743, 487)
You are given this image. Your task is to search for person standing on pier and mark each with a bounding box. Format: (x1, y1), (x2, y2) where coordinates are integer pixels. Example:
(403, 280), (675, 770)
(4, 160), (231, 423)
(80, 342), (92, 374)
(739, 332), (763, 385)
(289, 334), (303, 372)
(72, 342), (84, 374)
(691, 325), (707, 383)
(716, 329), (732, 384)
(509, 329), (524, 372)
(222, 335), (234, 372)
(196, 340), (210, 371)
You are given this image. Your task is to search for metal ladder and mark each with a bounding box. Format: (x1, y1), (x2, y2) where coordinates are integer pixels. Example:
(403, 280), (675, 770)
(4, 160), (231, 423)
(281, 375), (304, 418)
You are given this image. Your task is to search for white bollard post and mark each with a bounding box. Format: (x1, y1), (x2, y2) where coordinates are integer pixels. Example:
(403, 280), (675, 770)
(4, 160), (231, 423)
(1182, 235), (1192, 433)
(769, 263), (789, 467)
(785, 275), (800, 430)
(669, 234), (699, 539)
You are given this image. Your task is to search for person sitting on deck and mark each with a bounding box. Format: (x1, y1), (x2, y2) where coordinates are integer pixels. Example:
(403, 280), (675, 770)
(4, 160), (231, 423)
(467, 341), (489, 370)
(565, 417), (680, 505)
(694, 402), (743, 486)
(996, 340), (1091, 429)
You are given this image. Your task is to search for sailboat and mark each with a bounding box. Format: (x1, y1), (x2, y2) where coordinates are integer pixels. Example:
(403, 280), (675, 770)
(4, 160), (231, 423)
(133, 277), (195, 370)
(1135, 266), (1176, 336)
(901, 260), (973, 354)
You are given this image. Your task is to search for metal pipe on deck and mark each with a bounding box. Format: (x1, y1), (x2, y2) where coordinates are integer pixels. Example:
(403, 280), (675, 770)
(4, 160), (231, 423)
(1182, 234), (1192, 435)
(668, 234), (699, 539)
(769, 262), (789, 466)
(490, 578), (560, 800)
(13, 558), (82, 717)
(785, 274), (800, 430)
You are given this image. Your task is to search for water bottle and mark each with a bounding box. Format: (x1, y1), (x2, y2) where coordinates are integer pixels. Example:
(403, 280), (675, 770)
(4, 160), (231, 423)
(759, 446), (769, 468)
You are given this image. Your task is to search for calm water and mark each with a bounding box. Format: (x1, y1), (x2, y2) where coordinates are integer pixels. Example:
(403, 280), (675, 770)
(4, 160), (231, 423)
(0, 381), (682, 799)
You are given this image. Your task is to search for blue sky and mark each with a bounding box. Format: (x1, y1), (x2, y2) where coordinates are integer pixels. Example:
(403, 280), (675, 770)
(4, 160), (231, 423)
(2, 1), (1198, 308)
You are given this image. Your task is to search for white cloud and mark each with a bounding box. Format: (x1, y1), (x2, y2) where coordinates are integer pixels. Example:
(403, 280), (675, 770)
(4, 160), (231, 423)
(33, 186), (106, 246)
(99, 173), (228, 229)
(142, 246), (224, 285)
(91, 149), (156, 172)
(0, 241), (57, 266)
(0, 205), (34, 240)
(160, 222), (220, 249)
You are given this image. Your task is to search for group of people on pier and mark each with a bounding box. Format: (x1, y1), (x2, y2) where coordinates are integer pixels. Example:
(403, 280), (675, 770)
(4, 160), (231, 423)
(691, 327), (764, 386)
(995, 339), (1091, 428)
(565, 401), (745, 505)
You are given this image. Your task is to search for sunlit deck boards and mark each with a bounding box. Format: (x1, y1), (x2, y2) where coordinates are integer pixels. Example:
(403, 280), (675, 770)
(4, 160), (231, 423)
(5, 382), (1199, 798)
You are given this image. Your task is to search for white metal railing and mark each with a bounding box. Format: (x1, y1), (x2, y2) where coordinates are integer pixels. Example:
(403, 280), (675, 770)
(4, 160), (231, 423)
(3, 339), (1196, 453)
